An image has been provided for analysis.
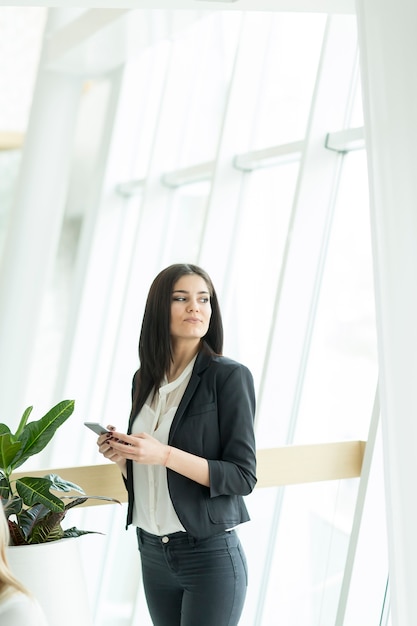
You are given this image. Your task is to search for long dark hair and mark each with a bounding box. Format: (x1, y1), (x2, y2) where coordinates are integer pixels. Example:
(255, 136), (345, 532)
(131, 264), (223, 419)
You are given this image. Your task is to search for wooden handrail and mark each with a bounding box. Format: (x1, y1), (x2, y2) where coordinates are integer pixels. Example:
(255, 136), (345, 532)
(257, 440), (365, 487)
(0, 132), (24, 151)
(12, 440), (366, 507)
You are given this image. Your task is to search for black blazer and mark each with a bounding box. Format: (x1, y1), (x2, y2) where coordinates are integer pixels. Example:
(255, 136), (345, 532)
(124, 350), (257, 539)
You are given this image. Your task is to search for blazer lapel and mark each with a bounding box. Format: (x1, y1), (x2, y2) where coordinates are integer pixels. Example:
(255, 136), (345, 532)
(168, 350), (212, 441)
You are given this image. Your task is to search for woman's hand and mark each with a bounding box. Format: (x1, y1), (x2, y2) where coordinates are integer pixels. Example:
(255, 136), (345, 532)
(97, 425), (127, 476)
(102, 430), (210, 487)
(106, 431), (170, 466)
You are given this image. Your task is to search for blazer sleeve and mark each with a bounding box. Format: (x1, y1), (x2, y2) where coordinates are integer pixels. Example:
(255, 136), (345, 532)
(208, 363), (257, 497)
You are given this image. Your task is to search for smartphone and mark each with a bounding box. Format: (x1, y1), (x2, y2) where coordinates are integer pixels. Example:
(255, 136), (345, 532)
(84, 422), (111, 436)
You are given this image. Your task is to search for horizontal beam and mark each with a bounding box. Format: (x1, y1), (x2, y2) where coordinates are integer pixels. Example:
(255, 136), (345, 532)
(161, 161), (214, 188)
(115, 178), (145, 197)
(12, 440), (365, 506)
(233, 140), (304, 171)
(325, 126), (365, 152)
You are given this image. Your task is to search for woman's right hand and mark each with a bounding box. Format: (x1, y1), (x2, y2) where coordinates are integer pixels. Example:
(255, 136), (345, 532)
(97, 425), (127, 477)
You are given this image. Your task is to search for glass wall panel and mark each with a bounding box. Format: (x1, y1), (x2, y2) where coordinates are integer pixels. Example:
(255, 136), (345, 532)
(240, 479), (360, 626)
(251, 13), (326, 148)
(171, 12), (241, 168)
(222, 162), (299, 385)
(349, 67), (364, 128)
(295, 149), (377, 444)
(133, 12), (241, 176)
(160, 182), (211, 265)
(342, 424), (389, 626)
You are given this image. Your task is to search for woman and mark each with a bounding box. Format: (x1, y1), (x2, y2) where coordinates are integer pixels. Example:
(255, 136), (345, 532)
(0, 503), (49, 625)
(98, 263), (257, 626)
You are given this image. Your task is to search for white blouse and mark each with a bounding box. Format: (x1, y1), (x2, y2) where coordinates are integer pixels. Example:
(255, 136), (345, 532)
(0, 592), (49, 625)
(131, 356), (197, 535)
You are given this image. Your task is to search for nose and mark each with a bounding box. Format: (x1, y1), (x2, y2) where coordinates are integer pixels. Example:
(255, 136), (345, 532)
(187, 298), (199, 312)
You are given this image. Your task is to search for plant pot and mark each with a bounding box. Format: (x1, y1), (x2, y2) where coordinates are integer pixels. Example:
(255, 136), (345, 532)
(7, 538), (93, 626)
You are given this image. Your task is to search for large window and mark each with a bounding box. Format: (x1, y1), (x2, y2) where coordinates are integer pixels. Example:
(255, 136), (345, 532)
(0, 8), (385, 626)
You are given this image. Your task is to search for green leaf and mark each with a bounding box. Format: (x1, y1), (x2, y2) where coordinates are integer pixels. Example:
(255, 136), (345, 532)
(0, 434), (23, 477)
(13, 400), (75, 470)
(44, 473), (85, 494)
(30, 524), (64, 544)
(15, 406), (33, 438)
(62, 496), (88, 510)
(0, 475), (11, 500)
(63, 527), (103, 538)
(28, 509), (66, 544)
(1, 495), (22, 517)
(17, 504), (51, 540)
(8, 520), (27, 545)
(16, 477), (65, 512)
(62, 495), (121, 508)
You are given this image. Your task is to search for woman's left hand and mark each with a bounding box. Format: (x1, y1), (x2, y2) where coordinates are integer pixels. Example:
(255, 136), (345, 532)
(107, 431), (209, 486)
(107, 431), (169, 466)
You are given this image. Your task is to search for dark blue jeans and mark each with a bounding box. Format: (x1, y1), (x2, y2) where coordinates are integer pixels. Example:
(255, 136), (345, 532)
(136, 528), (248, 626)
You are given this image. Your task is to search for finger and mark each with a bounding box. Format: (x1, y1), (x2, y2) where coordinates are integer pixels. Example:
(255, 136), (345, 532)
(133, 432), (152, 442)
(112, 432), (133, 446)
(109, 439), (135, 453)
(99, 435), (115, 450)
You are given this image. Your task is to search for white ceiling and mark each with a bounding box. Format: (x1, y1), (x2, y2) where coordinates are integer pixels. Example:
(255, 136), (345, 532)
(0, 0), (355, 14)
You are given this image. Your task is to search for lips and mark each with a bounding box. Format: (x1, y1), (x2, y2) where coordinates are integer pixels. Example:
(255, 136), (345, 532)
(184, 318), (201, 323)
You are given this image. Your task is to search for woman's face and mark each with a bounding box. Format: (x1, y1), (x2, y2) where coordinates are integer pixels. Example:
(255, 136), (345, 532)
(170, 274), (212, 346)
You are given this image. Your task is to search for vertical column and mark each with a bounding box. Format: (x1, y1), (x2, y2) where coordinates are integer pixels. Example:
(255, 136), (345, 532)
(0, 9), (82, 424)
(356, 0), (417, 624)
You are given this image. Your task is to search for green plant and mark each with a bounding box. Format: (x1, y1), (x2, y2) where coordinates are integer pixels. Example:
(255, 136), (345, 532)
(0, 399), (119, 545)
